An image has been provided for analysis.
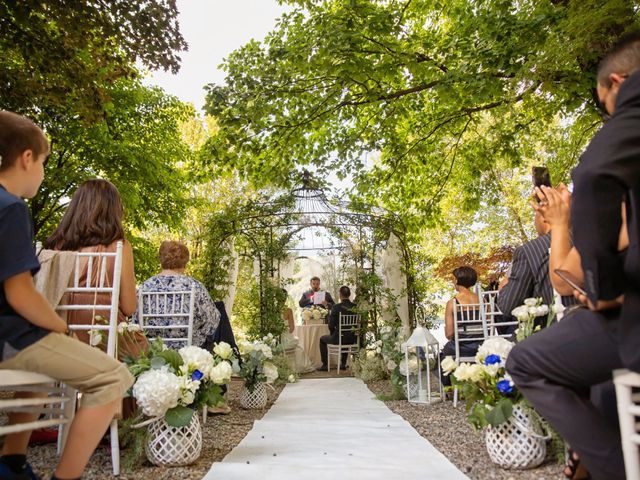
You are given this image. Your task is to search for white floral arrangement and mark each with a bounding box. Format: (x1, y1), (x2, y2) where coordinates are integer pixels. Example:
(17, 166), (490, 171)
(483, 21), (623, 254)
(301, 305), (326, 323)
(511, 297), (563, 341)
(444, 336), (519, 429)
(237, 339), (279, 392)
(126, 338), (237, 427)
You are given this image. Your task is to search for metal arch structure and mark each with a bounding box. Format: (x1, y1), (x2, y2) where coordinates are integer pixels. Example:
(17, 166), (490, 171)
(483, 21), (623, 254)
(230, 170), (406, 254)
(206, 171), (418, 331)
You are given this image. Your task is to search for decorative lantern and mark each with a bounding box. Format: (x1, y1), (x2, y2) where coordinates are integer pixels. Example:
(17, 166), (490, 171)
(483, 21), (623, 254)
(402, 326), (442, 404)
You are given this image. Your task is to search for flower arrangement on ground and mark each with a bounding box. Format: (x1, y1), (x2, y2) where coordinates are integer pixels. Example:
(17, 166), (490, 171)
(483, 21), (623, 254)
(301, 305), (326, 323)
(444, 336), (522, 429)
(127, 338), (236, 427)
(237, 339), (279, 392)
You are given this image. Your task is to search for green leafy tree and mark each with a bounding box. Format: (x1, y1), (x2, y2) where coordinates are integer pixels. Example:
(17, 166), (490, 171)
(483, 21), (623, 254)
(205, 0), (638, 230)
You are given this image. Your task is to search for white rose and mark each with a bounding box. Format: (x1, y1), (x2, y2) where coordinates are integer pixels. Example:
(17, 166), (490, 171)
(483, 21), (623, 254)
(213, 342), (233, 360)
(238, 340), (254, 355)
(524, 298), (539, 306)
(179, 346), (214, 378)
(89, 330), (103, 347)
(535, 305), (549, 316)
(468, 364), (484, 382)
(302, 310), (312, 320)
(263, 362), (279, 384)
(511, 305), (530, 321)
(453, 363), (472, 381)
(117, 323), (127, 335)
(312, 309), (323, 320)
(441, 356), (457, 376)
(482, 363), (501, 377)
(210, 361), (233, 384)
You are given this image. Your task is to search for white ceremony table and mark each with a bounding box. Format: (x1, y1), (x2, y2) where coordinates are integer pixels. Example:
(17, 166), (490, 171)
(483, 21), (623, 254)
(293, 324), (330, 368)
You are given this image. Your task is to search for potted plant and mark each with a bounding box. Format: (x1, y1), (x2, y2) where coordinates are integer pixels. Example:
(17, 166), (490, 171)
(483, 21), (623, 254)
(126, 338), (235, 466)
(237, 339), (279, 409)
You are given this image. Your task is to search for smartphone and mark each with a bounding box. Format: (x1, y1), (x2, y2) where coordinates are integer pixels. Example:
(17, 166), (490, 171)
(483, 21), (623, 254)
(532, 166), (552, 188)
(554, 269), (587, 296)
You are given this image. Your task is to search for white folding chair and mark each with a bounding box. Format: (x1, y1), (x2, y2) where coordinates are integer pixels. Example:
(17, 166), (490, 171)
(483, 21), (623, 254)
(137, 286), (207, 422)
(137, 286), (197, 348)
(614, 369), (640, 480)
(327, 313), (361, 374)
(57, 241), (124, 475)
(452, 300), (489, 407)
(480, 289), (518, 338)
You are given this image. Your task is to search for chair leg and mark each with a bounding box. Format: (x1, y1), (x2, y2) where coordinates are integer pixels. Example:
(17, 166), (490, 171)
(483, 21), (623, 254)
(615, 378), (640, 480)
(453, 386), (458, 408)
(110, 419), (120, 476)
(202, 405), (207, 425)
(57, 386), (77, 455)
(337, 354), (341, 375)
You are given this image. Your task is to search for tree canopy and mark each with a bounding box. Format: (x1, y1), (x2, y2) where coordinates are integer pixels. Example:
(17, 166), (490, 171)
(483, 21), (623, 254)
(204, 0), (639, 231)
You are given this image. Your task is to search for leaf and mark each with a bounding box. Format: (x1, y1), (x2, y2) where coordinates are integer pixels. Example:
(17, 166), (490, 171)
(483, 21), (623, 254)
(485, 398), (513, 427)
(154, 349), (183, 372)
(164, 406), (194, 428)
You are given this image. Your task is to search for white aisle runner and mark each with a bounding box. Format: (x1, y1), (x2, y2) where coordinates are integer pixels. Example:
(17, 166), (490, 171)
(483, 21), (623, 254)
(204, 378), (468, 480)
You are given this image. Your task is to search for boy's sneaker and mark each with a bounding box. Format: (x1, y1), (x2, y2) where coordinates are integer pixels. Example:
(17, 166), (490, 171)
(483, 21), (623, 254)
(0, 461), (39, 480)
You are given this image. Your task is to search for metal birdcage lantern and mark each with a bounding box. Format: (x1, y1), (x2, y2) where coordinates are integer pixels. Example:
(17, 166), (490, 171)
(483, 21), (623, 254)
(403, 326), (442, 404)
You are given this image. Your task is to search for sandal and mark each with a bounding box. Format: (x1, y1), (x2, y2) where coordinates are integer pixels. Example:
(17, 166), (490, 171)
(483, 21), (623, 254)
(564, 448), (591, 480)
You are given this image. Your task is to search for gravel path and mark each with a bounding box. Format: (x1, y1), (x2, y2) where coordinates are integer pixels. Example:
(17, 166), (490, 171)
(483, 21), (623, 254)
(365, 379), (564, 480)
(5, 374), (564, 479)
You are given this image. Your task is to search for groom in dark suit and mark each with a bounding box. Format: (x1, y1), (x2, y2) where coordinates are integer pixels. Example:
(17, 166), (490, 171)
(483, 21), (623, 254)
(317, 286), (356, 371)
(497, 210), (578, 328)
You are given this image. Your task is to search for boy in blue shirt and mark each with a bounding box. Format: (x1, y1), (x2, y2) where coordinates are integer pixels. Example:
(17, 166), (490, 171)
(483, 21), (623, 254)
(0, 111), (133, 480)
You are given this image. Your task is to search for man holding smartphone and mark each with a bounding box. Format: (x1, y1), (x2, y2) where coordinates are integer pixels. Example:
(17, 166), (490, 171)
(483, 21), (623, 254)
(506, 32), (640, 480)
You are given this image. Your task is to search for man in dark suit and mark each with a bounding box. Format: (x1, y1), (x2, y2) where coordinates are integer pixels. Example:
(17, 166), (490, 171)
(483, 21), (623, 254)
(506, 32), (640, 480)
(497, 210), (578, 329)
(317, 285), (356, 371)
(298, 276), (334, 310)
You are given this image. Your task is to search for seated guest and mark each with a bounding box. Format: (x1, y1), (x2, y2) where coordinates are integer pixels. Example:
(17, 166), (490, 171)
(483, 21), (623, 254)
(281, 288), (295, 333)
(45, 179), (138, 346)
(440, 266), (481, 387)
(299, 276), (334, 311)
(137, 241), (220, 349)
(317, 285), (356, 371)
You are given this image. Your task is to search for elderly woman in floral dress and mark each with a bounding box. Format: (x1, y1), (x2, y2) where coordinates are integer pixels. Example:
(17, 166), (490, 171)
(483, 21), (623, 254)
(137, 241), (220, 349)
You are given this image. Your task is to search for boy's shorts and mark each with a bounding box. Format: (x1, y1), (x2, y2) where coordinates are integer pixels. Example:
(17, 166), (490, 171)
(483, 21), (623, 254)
(0, 333), (134, 408)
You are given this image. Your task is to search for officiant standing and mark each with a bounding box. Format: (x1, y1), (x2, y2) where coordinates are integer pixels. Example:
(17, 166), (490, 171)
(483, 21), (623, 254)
(299, 276), (334, 309)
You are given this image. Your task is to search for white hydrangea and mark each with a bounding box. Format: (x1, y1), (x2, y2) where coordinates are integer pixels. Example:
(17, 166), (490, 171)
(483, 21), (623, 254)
(476, 337), (514, 364)
(253, 341), (273, 359)
(132, 368), (181, 417)
(213, 342), (233, 360)
(179, 346), (214, 378)
(263, 362), (279, 384)
(210, 361), (233, 384)
(441, 356), (457, 376)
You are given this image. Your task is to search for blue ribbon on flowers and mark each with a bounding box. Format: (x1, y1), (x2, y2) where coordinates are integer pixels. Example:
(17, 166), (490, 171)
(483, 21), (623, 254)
(191, 369), (204, 381)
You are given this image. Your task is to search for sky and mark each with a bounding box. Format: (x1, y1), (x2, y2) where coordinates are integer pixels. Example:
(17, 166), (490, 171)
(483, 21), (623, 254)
(144, 0), (290, 112)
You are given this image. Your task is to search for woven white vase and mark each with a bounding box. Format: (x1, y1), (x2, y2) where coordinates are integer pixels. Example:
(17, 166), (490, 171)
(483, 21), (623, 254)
(240, 382), (268, 409)
(145, 413), (202, 466)
(485, 405), (547, 469)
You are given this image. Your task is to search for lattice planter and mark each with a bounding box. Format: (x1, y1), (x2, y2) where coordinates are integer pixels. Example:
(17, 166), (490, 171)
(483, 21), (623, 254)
(240, 382), (268, 409)
(485, 405), (547, 469)
(145, 413), (202, 466)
